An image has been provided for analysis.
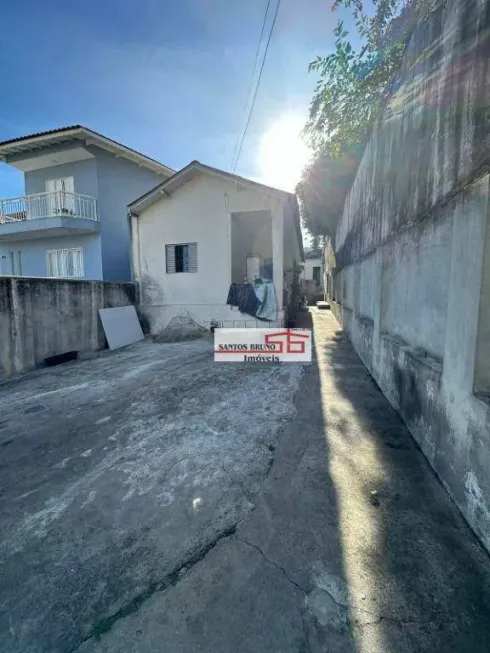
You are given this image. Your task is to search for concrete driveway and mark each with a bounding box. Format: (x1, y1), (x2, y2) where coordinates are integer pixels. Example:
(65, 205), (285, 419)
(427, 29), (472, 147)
(0, 338), (302, 653)
(2, 313), (490, 653)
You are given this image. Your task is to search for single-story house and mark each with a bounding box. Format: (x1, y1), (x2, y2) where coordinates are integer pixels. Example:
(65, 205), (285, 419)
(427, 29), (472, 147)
(302, 251), (324, 288)
(300, 249), (325, 305)
(129, 161), (304, 333)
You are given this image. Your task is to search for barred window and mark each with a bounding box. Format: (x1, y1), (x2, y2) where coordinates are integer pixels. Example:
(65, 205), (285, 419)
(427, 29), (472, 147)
(166, 243), (197, 273)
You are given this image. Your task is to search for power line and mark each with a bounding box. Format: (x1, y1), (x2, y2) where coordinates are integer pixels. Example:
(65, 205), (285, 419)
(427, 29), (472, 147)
(232, 0), (281, 173)
(232, 0), (282, 173)
(231, 0), (273, 171)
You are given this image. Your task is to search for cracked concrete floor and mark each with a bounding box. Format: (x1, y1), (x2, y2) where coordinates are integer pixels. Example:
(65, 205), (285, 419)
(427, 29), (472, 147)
(2, 312), (490, 652)
(0, 336), (302, 653)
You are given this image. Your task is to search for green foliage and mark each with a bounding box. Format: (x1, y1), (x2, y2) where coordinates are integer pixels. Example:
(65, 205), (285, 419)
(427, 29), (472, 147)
(304, 234), (325, 257)
(298, 0), (439, 236)
(304, 1), (411, 157)
(297, 150), (362, 237)
(310, 235), (322, 253)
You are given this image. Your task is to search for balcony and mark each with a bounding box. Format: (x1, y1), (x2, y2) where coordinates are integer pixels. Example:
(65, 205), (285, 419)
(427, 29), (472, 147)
(0, 191), (99, 241)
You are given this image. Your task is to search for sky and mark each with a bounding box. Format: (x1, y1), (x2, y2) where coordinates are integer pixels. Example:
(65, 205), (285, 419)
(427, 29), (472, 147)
(0, 0), (355, 199)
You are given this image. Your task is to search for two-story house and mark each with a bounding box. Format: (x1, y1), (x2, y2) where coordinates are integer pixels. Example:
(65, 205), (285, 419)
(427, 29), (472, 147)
(0, 126), (173, 281)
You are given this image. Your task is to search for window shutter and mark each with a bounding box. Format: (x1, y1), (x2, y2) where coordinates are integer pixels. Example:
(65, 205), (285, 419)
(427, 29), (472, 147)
(46, 250), (57, 277)
(166, 245), (176, 273)
(67, 250), (75, 277)
(63, 177), (74, 194)
(73, 249), (83, 277)
(165, 243), (197, 273)
(188, 243), (197, 272)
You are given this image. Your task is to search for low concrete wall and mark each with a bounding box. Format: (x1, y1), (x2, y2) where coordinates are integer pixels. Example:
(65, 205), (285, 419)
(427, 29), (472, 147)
(0, 277), (137, 379)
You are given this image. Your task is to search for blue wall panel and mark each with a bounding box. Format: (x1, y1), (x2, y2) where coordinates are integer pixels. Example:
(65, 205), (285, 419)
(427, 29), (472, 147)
(0, 234), (103, 279)
(95, 150), (164, 281)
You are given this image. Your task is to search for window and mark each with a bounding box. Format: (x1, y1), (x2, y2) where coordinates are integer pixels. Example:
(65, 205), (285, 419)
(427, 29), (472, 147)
(313, 266), (321, 285)
(46, 248), (84, 278)
(166, 243), (197, 273)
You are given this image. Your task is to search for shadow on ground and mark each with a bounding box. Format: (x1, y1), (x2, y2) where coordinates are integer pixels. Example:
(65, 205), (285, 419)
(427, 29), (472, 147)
(315, 311), (490, 652)
(79, 310), (490, 653)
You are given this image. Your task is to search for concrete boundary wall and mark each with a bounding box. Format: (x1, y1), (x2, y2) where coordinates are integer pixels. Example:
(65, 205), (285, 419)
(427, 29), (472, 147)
(0, 277), (137, 380)
(332, 172), (490, 554)
(329, 0), (490, 552)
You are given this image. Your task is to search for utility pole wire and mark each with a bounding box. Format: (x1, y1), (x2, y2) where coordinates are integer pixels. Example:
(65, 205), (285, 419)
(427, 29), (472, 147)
(232, 0), (282, 173)
(231, 0), (273, 172)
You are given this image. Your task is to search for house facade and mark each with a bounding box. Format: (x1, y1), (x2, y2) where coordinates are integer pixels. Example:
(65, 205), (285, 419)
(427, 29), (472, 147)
(0, 126), (173, 281)
(302, 254), (324, 288)
(300, 250), (324, 305)
(129, 161), (304, 331)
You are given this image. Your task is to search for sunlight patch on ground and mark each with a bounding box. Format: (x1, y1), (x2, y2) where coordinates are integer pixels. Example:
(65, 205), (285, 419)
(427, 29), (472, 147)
(318, 348), (387, 652)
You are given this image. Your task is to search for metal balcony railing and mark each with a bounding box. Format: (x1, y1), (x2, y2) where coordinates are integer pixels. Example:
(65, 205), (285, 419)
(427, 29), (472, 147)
(0, 191), (98, 223)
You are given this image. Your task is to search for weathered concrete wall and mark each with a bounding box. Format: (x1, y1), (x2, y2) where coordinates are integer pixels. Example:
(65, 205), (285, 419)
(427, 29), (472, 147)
(0, 277), (137, 379)
(336, 0), (490, 268)
(329, 0), (490, 551)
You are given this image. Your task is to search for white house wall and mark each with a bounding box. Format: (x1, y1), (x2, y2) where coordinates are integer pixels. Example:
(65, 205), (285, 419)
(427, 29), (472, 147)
(302, 258), (323, 286)
(132, 173), (295, 333)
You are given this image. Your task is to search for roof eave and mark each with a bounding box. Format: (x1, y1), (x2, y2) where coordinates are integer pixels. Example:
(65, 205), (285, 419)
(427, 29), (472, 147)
(0, 128), (83, 159)
(128, 161), (201, 214)
(129, 161), (293, 215)
(0, 126), (174, 177)
(80, 128), (175, 176)
(129, 187), (171, 216)
(129, 161), (304, 261)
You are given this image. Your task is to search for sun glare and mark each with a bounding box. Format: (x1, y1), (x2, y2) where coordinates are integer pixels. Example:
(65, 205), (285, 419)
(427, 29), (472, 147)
(258, 115), (311, 192)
